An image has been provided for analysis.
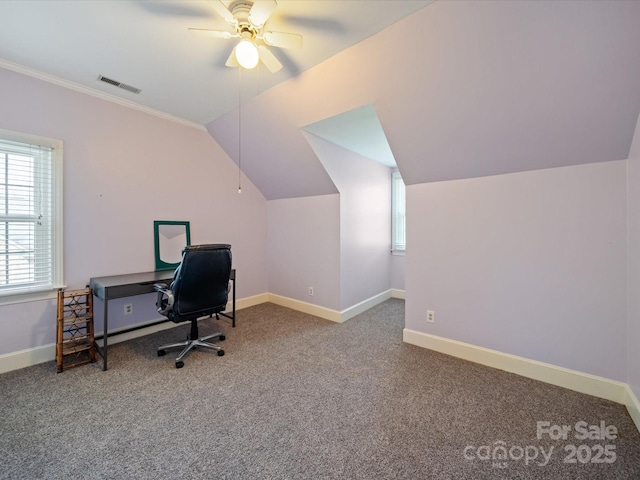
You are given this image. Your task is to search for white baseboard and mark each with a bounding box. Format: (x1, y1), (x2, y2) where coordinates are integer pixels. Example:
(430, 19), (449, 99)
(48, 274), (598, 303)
(624, 385), (640, 433)
(402, 329), (640, 434)
(403, 329), (628, 405)
(267, 289), (398, 323)
(0, 344), (57, 374)
(0, 293), (270, 375)
(340, 290), (393, 322)
(267, 294), (342, 322)
(233, 293), (269, 310)
(0, 290), (400, 373)
(391, 289), (406, 300)
(8, 293), (638, 435)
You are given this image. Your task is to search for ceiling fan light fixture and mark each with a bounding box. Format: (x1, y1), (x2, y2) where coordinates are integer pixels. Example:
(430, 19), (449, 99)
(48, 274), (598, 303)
(235, 39), (259, 69)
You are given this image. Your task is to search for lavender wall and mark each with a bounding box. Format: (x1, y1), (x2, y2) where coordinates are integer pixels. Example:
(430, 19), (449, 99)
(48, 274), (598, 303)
(628, 114), (640, 397)
(267, 195), (341, 310)
(390, 255), (405, 292)
(304, 134), (392, 310)
(0, 67), (268, 355)
(406, 160), (628, 381)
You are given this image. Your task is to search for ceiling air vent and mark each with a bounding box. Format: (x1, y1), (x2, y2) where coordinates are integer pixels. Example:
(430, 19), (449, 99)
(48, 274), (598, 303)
(97, 75), (141, 94)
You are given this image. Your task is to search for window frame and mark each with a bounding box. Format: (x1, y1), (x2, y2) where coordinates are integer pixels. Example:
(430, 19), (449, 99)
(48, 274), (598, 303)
(391, 170), (406, 254)
(0, 128), (63, 305)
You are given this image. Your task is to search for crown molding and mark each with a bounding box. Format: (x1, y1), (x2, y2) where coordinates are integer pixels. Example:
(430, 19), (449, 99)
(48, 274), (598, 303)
(0, 59), (206, 132)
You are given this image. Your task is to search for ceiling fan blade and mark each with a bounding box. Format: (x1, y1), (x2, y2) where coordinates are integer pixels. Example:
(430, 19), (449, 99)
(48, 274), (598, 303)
(210, 0), (237, 25)
(225, 46), (240, 68)
(258, 45), (282, 73)
(249, 0), (277, 27)
(263, 31), (303, 49)
(188, 28), (238, 39)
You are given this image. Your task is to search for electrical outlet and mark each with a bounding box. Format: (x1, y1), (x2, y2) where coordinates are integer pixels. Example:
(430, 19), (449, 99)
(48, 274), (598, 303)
(427, 310), (435, 323)
(308, 287), (314, 296)
(124, 303), (133, 315)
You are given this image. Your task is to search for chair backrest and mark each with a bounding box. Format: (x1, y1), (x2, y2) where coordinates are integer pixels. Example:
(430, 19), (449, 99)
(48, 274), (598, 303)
(169, 244), (232, 322)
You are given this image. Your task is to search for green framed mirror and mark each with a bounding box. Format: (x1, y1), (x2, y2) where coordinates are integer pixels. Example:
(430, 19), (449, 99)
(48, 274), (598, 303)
(154, 220), (191, 271)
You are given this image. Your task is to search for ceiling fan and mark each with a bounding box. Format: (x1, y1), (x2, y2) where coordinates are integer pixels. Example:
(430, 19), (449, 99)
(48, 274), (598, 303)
(189, 0), (303, 72)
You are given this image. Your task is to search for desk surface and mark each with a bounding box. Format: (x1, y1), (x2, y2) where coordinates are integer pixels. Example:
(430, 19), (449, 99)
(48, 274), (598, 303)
(89, 269), (236, 301)
(90, 270), (175, 301)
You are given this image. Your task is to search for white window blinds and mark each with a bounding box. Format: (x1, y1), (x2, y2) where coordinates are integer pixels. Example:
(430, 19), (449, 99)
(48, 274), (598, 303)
(0, 131), (62, 298)
(391, 171), (406, 252)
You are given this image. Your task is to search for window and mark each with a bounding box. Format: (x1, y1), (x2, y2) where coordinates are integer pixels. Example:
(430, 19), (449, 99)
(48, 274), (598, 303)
(391, 171), (406, 252)
(0, 129), (63, 303)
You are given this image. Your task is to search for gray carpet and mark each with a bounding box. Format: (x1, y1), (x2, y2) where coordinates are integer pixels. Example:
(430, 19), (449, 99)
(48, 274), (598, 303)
(1, 299), (639, 479)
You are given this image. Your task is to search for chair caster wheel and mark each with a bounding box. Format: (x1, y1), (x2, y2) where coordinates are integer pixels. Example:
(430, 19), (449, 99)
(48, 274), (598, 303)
(175, 361), (184, 368)
(219, 335), (225, 341)
(158, 350), (166, 357)
(217, 350), (225, 357)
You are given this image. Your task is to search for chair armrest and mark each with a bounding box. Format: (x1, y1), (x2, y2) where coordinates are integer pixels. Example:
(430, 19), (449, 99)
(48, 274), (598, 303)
(153, 283), (174, 316)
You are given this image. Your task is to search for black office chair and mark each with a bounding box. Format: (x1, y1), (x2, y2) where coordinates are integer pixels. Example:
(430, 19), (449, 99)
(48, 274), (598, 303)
(154, 244), (232, 368)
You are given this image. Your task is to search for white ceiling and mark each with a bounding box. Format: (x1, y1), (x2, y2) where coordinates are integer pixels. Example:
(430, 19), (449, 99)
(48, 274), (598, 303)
(0, 0), (431, 126)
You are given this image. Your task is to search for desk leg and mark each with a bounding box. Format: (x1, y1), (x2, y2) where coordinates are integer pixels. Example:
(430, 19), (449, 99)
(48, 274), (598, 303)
(233, 276), (236, 328)
(93, 295), (109, 371)
(102, 299), (108, 370)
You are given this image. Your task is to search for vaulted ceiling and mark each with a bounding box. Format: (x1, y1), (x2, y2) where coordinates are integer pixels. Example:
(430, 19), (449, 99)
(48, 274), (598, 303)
(0, 0), (431, 125)
(207, 0), (640, 199)
(303, 104), (397, 168)
(1, 1), (640, 201)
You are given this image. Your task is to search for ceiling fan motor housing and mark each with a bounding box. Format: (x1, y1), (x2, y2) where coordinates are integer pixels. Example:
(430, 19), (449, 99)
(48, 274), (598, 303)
(230, 2), (254, 23)
(231, 1), (259, 39)
(192, 0), (297, 73)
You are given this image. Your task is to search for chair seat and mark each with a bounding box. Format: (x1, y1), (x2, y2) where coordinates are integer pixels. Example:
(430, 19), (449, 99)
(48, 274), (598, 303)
(154, 244), (232, 368)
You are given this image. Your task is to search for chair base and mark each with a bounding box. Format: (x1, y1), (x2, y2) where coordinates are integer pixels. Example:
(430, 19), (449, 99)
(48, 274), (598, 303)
(158, 332), (225, 368)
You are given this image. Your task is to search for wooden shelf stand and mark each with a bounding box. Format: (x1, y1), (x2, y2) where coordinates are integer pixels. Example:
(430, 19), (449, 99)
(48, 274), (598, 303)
(56, 288), (96, 372)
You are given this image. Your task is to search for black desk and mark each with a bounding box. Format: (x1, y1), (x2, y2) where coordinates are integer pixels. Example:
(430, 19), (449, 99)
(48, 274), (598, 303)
(89, 269), (236, 370)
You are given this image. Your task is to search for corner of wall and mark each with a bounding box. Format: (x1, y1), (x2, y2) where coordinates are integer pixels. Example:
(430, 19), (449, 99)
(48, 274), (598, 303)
(626, 111), (640, 411)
